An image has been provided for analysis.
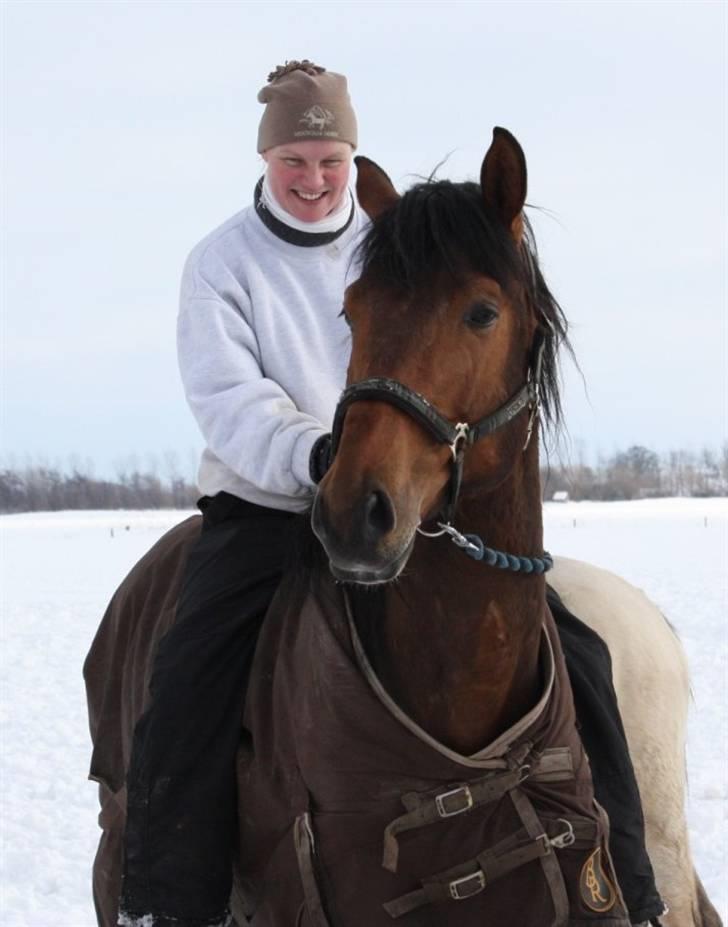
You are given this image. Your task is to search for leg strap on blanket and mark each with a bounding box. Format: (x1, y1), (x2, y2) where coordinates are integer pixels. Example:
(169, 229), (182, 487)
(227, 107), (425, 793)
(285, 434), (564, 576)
(383, 817), (598, 918)
(295, 813), (331, 927)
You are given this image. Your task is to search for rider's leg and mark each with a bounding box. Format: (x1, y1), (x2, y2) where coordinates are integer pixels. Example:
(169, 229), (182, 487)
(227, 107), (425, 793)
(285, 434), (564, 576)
(546, 585), (666, 926)
(119, 493), (295, 927)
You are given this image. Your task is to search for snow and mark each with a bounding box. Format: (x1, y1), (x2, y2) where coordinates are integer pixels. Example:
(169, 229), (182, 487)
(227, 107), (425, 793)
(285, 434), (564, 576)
(1, 499), (726, 926)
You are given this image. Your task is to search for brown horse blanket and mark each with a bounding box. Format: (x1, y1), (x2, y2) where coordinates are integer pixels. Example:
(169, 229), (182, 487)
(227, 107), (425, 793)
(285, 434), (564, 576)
(236, 571), (630, 927)
(85, 516), (204, 926)
(86, 517), (630, 927)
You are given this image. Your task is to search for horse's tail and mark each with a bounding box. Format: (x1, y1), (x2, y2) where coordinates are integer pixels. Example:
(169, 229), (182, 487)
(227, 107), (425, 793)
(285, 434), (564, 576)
(693, 869), (723, 927)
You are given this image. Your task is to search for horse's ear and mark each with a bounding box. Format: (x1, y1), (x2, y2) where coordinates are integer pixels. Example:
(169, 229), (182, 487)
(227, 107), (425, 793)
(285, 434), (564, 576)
(480, 128), (527, 241)
(355, 156), (400, 220)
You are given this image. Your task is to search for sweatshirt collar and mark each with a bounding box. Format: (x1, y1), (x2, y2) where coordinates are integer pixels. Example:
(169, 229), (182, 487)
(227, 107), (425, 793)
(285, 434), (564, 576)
(253, 178), (355, 248)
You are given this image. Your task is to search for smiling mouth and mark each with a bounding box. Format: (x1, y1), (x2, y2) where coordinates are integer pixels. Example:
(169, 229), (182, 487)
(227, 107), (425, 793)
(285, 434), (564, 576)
(294, 190), (327, 201)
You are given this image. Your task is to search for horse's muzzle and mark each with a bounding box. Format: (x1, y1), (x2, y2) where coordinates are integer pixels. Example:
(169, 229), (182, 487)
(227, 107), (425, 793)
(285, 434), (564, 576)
(311, 485), (416, 585)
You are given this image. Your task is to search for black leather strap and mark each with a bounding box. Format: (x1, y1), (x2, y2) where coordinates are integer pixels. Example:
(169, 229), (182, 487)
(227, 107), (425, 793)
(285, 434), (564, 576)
(331, 378), (536, 455)
(331, 378), (462, 453)
(469, 383), (532, 441)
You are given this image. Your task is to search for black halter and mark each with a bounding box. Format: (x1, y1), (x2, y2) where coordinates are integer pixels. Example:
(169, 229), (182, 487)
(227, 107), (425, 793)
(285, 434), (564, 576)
(330, 330), (546, 524)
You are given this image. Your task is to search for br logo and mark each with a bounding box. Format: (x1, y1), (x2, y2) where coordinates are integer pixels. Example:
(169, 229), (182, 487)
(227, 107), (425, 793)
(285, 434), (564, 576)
(299, 105), (335, 132)
(579, 847), (617, 913)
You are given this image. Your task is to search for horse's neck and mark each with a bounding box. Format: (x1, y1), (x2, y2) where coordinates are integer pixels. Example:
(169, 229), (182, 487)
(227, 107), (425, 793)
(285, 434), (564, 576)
(356, 450), (546, 756)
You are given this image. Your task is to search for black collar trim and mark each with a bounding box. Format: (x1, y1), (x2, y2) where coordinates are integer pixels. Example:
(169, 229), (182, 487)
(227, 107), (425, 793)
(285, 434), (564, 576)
(253, 178), (355, 248)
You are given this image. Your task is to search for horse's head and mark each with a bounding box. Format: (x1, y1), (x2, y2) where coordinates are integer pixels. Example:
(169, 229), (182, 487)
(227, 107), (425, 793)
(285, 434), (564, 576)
(312, 128), (566, 584)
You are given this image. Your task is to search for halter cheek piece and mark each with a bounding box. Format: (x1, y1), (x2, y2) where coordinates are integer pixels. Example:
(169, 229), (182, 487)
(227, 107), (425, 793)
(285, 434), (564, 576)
(330, 328), (547, 527)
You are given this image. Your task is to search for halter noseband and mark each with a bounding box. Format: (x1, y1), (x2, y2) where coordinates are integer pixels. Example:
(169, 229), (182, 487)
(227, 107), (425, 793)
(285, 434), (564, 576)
(330, 329), (547, 525)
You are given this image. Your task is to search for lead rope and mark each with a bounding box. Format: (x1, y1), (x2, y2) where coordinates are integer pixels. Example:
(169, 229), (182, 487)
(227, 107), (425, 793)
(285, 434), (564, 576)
(417, 521), (553, 574)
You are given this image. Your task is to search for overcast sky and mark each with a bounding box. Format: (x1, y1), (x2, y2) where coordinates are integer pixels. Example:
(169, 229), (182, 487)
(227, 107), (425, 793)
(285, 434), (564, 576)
(3, 0), (726, 479)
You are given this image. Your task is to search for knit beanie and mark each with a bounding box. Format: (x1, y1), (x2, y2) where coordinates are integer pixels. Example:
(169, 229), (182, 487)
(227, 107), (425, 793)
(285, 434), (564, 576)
(257, 60), (357, 153)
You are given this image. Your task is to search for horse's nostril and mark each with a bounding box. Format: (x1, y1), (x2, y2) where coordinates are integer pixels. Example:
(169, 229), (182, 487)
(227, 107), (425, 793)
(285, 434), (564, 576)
(363, 489), (396, 539)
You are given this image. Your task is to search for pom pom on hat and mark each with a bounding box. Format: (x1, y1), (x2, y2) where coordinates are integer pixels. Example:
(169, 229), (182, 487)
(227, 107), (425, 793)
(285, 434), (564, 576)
(266, 59), (325, 82)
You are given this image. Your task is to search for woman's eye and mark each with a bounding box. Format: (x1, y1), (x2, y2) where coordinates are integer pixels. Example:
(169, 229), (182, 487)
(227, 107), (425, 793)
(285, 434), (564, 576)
(464, 302), (498, 329)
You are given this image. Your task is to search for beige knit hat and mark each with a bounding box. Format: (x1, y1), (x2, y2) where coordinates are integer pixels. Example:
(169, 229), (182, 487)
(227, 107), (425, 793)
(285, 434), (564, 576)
(257, 60), (357, 153)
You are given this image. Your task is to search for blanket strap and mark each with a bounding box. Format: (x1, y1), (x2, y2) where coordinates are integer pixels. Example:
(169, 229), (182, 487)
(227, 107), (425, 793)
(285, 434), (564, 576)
(382, 767), (523, 873)
(294, 813), (332, 927)
(382, 746), (574, 873)
(383, 826), (547, 917)
(383, 816), (599, 919)
(510, 787), (571, 925)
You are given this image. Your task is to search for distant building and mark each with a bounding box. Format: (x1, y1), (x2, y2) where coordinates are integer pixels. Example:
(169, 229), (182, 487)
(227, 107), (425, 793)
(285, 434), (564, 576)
(552, 491), (570, 503)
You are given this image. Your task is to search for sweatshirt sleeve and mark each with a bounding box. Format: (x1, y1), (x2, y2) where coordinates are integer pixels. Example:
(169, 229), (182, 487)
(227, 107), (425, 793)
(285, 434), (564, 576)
(177, 251), (327, 500)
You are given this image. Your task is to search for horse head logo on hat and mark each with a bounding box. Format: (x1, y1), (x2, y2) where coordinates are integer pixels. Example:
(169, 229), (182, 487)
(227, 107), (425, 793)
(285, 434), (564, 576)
(299, 105), (335, 132)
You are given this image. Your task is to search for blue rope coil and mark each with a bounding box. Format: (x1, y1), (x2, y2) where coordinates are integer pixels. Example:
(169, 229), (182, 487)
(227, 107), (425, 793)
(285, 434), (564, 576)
(462, 533), (553, 574)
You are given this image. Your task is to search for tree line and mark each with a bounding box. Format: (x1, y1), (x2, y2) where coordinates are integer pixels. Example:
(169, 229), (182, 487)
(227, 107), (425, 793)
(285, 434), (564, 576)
(0, 444), (726, 513)
(0, 465), (198, 513)
(541, 444), (728, 501)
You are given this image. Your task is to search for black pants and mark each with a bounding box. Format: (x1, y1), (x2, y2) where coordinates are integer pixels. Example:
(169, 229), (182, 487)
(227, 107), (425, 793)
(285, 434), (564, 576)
(120, 494), (295, 926)
(120, 496), (662, 925)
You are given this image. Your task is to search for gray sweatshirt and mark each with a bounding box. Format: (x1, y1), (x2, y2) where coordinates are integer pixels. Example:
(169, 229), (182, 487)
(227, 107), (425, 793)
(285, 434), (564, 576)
(177, 199), (367, 513)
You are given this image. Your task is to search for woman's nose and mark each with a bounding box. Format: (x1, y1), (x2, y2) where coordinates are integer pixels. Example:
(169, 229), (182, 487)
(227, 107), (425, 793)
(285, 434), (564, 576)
(303, 164), (324, 189)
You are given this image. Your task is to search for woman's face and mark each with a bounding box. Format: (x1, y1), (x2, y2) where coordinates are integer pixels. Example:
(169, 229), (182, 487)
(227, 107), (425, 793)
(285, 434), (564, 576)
(263, 140), (353, 222)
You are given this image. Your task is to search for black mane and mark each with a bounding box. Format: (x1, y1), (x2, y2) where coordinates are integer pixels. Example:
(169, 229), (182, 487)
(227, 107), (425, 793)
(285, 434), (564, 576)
(357, 179), (572, 431)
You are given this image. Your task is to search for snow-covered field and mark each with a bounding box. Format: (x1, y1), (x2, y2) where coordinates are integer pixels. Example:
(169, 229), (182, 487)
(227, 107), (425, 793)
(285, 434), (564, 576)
(1, 499), (726, 926)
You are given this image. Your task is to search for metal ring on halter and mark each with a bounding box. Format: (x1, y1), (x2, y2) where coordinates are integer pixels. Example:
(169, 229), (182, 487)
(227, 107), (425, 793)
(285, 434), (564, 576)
(449, 423), (469, 461)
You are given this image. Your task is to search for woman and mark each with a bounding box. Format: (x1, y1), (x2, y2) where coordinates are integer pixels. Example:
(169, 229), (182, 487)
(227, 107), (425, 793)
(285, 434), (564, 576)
(119, 61), (364, 927)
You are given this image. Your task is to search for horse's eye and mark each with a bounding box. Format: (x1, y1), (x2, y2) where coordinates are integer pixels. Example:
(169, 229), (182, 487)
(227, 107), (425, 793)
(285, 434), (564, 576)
(464, 302), (499, 329)
(339, 307), (352, 328)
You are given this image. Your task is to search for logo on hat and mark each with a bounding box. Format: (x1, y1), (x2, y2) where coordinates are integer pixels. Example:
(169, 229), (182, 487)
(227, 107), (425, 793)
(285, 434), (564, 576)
(299, 105), (336, 132)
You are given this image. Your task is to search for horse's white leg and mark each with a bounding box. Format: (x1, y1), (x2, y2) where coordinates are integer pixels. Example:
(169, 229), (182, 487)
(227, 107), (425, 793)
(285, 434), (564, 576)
(549, 558), (702, 926)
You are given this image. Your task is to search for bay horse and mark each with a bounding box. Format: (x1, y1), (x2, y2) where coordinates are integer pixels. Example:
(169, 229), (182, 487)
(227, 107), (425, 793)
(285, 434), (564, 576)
(84, 129), (721, 926)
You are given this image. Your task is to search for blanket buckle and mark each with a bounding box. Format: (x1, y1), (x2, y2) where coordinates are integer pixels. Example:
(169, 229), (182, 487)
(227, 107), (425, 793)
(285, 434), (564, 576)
(449, 870), (486, 900)
(436, 784), (474, 818)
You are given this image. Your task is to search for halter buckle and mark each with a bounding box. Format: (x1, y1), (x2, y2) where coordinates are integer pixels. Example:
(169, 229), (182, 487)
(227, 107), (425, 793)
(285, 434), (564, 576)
(449, 423), (469, 461)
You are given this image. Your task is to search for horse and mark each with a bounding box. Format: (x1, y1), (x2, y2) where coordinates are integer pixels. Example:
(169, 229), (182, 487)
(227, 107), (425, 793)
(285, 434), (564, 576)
(84, 129), (722, 927)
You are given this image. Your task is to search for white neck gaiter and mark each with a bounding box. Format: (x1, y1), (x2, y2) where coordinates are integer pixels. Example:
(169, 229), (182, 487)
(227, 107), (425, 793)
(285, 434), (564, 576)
(261, 173), (353, 235)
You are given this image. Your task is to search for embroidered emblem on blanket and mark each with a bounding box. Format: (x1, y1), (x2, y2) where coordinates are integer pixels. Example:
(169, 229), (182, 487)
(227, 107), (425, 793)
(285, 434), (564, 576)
(580, 846), (617, 913)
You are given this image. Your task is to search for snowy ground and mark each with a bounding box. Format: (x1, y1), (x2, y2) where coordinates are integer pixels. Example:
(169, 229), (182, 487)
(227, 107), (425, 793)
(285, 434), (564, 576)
(1, 499), (726, 926)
